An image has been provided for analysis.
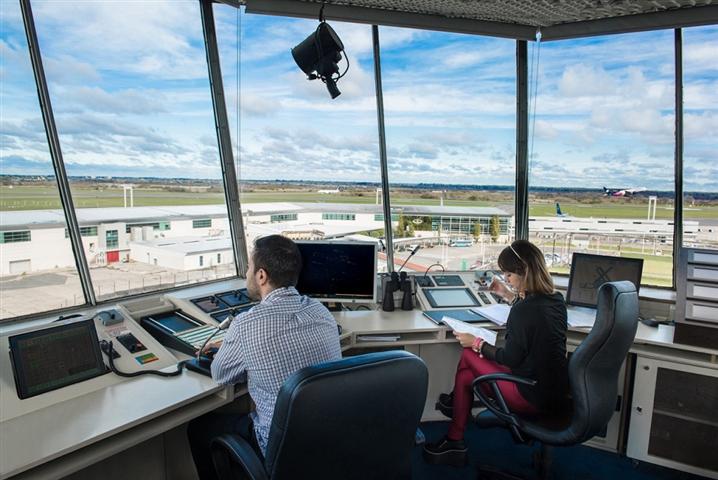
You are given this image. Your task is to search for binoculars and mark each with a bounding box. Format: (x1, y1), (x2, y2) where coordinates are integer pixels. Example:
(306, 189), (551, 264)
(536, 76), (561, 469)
(382, 271), (413, 312)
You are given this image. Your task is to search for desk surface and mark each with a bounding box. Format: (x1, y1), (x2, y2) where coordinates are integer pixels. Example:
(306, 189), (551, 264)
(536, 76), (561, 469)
(2, 303), (717, 479)
(0, 370), (229, 479)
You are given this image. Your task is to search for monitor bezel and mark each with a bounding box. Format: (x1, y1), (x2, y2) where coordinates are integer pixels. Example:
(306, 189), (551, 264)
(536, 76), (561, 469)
(294, 240), (378, 304)
(566, 252), (643, 308)
(8, 319), (107, 400)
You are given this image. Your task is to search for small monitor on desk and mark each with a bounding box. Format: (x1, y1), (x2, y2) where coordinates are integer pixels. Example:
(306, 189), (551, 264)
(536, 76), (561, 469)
(9, 319), (107, 399)
(423, 287), (480, 308)
(567, 253), (643, 307)
(295, 240), (377, 303)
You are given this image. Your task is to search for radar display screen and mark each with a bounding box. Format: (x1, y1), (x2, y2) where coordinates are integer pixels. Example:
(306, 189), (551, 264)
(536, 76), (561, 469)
(9, 319), (107, 399)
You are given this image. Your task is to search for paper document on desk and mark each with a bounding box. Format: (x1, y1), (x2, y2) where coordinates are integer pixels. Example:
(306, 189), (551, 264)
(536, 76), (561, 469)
(470, 304), (510, 326)
(567, 309), (596, 328)
(442, 316), (497, 346)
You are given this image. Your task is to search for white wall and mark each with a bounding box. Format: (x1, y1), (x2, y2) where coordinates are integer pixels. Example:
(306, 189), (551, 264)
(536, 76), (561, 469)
(0, 228), (75, 275)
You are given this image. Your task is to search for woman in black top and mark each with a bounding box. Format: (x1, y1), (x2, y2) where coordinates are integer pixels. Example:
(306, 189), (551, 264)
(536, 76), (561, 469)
(424, 240), (569, 466)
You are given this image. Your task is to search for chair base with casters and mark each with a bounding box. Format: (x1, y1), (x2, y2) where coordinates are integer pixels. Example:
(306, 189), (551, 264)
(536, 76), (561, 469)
(474, 410), (555, 480)
(471, 281), (639, 480)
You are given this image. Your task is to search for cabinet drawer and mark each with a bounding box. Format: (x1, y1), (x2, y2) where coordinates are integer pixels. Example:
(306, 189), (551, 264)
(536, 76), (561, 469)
(688, 250), (718, 266)
(686, 301), (718, 323)
(687, 282), (718, 301)
(688, 265), (718, 282)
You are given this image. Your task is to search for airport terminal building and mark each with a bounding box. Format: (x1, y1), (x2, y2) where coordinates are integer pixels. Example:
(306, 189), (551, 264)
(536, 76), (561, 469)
(0, 203), (513, 275)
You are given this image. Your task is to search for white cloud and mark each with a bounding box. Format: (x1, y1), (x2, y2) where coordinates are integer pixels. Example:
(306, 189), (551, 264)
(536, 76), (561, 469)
(558, 63), (616, 97)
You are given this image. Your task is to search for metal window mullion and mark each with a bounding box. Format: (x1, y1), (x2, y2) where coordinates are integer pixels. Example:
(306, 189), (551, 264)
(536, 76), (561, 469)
(673, 28), (684, 289)
(19, 0), (96, 305)
(199, 0), (248, 276)
(372, 25), (394, 271)
(515, 40), (529, 241)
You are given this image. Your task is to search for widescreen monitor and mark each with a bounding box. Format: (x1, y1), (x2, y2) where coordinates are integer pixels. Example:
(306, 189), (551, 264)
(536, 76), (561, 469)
(567, 253), (643, 308)
(295, 241), (377, 304)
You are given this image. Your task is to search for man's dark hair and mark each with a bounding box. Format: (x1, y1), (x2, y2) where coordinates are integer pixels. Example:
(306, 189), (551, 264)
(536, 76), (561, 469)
(252, 235), (302, 288)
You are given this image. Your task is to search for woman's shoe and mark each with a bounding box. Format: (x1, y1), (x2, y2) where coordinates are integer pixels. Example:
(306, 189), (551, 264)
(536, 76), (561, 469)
(436, 391), (454, 418)
(423, 436), (468, 467)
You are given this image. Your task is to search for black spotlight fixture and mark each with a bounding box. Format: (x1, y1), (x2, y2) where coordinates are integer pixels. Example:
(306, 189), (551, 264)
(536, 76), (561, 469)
(291, 6), (348, 99)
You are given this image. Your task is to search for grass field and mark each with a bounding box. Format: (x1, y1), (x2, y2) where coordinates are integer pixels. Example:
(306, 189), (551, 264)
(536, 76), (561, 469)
(1, 185), (716, 221)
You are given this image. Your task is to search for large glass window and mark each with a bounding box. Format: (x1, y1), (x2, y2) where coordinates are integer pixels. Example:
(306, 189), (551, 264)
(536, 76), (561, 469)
(215, 6), (382, 260)
(31, 0), (235, 301)
(528, 31), (675, 287)
(683, 26), (718, 251)
(0, 1), (86, 319)
(380, 28), (516, 272)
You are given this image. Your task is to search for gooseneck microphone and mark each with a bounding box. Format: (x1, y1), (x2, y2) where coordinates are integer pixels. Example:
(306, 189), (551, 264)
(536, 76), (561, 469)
(398, 245), (421, 272)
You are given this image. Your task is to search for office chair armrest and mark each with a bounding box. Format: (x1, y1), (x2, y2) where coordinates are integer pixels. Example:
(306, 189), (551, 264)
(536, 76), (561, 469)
(211, 433), (268, 480)
(472, 373), (537, 443)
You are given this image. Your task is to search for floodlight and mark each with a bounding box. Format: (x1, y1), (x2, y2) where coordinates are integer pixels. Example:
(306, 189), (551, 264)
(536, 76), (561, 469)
(291, 21), (348, 99)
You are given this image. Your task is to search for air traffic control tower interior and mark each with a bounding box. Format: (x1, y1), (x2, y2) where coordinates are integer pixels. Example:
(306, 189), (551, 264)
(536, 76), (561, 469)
(1, 1), (718, 479)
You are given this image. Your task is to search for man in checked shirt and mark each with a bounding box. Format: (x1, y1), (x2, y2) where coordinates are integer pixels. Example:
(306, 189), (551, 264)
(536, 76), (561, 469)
(188, 235), (342, 480)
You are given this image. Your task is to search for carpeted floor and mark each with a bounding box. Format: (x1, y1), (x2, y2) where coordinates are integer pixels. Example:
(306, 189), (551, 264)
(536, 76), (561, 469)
(412, 421), (710, 480)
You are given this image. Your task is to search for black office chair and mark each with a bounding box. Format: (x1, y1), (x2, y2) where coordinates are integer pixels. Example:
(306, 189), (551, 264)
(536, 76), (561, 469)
(472, 281), (639, 479)
(210, 350), (428, 480)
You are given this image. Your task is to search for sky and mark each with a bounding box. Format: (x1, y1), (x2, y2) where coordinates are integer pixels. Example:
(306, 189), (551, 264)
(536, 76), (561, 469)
(0, 1), (716, 191)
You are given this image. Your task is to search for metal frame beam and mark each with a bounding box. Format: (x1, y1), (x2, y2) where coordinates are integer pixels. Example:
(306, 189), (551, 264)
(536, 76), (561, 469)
(200, 0), (249, 276)
(672, 28), (684, 289)
(541, 6), (718, 41)
(245, 0), (536, 40)
(244, 1), (718, 42)
(515, 40), (529, 241)
(372, 25), (395, 271)
(19, 0), (96, 305)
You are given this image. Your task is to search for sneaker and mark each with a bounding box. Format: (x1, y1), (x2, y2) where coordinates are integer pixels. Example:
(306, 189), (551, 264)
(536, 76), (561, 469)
(423, 436), (468, 467)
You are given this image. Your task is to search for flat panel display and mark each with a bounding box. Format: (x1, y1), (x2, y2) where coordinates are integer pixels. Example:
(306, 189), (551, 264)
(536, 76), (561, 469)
(295, 241), (377, 303)
(567, 253), (643, 307)
(216, 289), (251, 307)
(424, 288), (480, 308)
(191, 295), (229, 313)
(150, 311), (201, 333)
(9, 319), (107, 399)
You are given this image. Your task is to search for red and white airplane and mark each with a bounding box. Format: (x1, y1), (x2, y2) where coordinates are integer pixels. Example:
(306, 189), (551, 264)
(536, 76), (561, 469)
(602, 186), (647, 197)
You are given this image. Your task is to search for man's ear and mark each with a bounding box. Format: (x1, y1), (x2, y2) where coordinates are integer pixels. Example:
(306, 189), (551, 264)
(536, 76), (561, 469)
(256, 267), (268, 286)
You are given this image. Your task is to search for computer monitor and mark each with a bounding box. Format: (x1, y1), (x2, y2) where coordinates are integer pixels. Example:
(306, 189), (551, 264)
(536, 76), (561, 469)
(9, 319), (107, 399)
(567, 253), (643, 308)
(295, 241), (377, 304)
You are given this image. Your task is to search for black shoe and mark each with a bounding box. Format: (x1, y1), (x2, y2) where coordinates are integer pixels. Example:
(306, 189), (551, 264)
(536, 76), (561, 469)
(423, 436), (468, 467)
(436, 391), (454, 419)
(436, 391), (484, 419)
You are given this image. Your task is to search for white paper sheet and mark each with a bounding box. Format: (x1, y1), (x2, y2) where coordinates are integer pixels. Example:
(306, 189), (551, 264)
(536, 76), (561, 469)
(471, 304), (511, 326)
(567, 309), (596, 328)
(442, 316), (498, 346)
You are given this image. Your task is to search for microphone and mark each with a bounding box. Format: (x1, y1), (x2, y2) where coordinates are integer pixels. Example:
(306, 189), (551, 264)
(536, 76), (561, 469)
(398, 245), (421, 273)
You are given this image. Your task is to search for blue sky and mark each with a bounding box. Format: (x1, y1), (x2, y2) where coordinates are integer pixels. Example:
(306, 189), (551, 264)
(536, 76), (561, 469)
(1, 2), (716, 191)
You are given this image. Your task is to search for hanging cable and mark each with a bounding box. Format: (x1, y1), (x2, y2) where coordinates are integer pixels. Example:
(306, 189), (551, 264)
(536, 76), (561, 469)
(528, 28), (542, 177)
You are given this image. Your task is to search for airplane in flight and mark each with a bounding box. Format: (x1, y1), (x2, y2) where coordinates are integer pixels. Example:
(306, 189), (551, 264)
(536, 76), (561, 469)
(602, 186), (647, 197)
